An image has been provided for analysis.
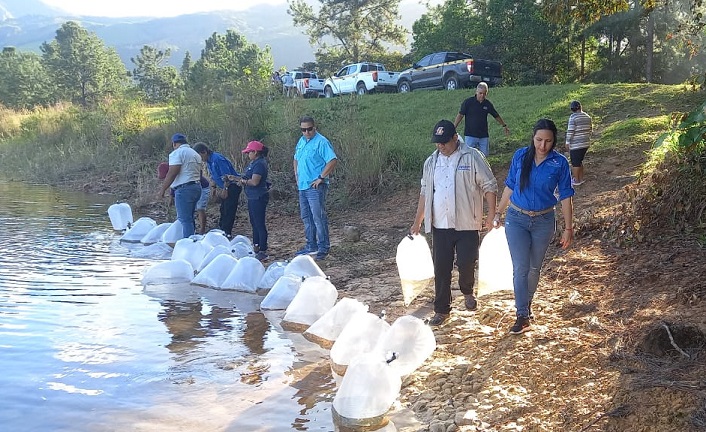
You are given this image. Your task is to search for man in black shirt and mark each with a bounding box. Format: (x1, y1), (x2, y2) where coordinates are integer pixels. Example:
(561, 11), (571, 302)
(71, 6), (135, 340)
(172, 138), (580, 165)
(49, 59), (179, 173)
(453, 82), (509, 157)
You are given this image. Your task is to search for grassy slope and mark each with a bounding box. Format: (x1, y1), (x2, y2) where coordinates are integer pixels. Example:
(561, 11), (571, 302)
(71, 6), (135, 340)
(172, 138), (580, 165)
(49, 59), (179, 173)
(0, 84), (703, 200)
(303, 83), (703, 175)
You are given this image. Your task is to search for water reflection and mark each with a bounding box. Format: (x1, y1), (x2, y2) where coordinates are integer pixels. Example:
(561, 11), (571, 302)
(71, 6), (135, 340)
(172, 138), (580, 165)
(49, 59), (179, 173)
(0, 180), (421, 432)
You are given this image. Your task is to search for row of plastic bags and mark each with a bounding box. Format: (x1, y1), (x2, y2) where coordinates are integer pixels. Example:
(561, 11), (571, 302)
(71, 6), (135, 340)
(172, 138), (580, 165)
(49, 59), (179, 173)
(112, 203), (437, 429)
(274, 274), (436, 428)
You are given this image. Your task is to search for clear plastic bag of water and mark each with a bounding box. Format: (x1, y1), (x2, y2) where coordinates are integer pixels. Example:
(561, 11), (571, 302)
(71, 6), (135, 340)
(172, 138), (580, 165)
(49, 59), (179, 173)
(477, 227), (513, 297)
(395, 234), (435, 306)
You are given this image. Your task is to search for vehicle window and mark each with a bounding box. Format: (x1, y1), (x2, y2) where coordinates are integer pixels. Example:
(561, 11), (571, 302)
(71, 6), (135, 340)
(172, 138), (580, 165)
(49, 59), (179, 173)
(336, 67), (347, 77)
(416, 54), (433, 68)
(430, 52), (446, 65)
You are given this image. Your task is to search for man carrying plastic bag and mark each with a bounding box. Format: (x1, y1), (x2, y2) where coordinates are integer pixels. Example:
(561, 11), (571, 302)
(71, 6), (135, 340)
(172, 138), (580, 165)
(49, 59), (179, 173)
(409, 120), (498, 326)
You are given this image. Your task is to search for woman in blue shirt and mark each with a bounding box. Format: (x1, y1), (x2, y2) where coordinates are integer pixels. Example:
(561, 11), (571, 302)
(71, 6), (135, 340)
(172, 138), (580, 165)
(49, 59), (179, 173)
(495, 119), (575, 335)
(234, 141), (270, 261)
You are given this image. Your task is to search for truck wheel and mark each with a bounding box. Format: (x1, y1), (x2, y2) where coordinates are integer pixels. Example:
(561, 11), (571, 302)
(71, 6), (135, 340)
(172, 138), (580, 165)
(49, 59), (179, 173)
(398, 80), (411, 93)
(356, 82), (367, 95)
(444, 75), (459, 90)
(324, 86), (334, 98)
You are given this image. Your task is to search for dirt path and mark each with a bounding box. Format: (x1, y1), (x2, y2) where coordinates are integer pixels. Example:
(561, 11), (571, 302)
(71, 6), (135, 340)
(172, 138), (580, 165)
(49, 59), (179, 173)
(257, 141), (706, 431)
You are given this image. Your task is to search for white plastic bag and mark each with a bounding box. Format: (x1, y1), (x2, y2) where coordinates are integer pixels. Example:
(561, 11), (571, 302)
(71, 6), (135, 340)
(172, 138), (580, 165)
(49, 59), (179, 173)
(120, 217), (157, 243)
(196, 245), (233, 273)
(219, 256), (265, 293)
(283, 254), (326, 279)
(171, 237), (212, 269)
(282, 276), (338, 332)
(374, 315), (436, 378)
(131, 242), (173, 259)
(142, 259), (194, 285)
(140, 223), (171, 245)
(395, 234), (434, 306)
(304, 298), (369, 348)
(332, 353), (402, 429)
(330, 312), (390, 376)
(260, 274), (303, 310)
(201, 230), (231, 249)
(191, 254), (238, 288)
(161, 220), (184, 245)
(477, 227), (514, 297)
(257, 261), (288, 293)
(108, 202), (133, 231)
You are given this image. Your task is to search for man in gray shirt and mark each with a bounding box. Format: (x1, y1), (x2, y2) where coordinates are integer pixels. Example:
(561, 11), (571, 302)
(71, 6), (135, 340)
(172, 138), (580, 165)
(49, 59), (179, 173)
(565, 100), (593, 186)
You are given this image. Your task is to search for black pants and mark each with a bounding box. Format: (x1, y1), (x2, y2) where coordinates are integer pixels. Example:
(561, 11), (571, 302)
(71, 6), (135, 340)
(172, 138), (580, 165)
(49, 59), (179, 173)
(220, 183), (242, 237)
(432, 228), (479, 314)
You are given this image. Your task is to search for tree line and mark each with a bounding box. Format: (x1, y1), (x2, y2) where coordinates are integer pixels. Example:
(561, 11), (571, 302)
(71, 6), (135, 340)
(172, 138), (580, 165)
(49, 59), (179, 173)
(0, 21), (273, 109)
(1, 0), (705, 110)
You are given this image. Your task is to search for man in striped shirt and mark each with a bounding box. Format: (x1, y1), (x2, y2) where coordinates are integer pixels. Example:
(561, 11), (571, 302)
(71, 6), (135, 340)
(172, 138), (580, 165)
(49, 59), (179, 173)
(565, 100), (592, 186)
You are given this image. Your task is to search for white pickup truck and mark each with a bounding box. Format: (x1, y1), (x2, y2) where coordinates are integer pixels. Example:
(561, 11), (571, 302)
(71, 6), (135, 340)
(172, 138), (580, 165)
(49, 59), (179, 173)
(322, 62), (398, 97)
(290, 70), (325, 98)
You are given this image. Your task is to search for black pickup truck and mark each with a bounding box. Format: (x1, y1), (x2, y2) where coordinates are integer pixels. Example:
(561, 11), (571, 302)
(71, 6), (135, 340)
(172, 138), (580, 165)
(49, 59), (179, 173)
(396, 51), (503, 92)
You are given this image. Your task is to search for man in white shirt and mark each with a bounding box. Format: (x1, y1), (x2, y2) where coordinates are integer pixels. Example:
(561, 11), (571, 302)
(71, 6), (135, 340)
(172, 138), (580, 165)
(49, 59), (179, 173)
(158, 133), (202, 238)
(410, 120), (498, 326)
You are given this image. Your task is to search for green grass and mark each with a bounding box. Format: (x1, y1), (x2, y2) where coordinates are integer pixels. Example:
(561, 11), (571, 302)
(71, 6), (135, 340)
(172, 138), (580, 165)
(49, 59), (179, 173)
(298, 83), (702, 175)
(0, 84), (703, 203)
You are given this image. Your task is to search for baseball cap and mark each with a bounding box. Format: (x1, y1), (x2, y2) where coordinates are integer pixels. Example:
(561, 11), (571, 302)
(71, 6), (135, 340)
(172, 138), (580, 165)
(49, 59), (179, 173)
(157, 162), (169, 180)
(570, 100), (581, 111)
(171, 133), (187, 144)
(431, 120), (457, 143)
(242, 140), (264, 153)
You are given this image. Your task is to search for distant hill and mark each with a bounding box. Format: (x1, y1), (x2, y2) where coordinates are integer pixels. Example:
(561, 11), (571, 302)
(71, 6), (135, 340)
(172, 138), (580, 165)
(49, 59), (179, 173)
(0, 0), (432, 71)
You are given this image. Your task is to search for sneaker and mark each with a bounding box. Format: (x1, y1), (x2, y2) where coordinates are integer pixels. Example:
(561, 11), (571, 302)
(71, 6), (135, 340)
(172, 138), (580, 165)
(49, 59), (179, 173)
(255, 251), (269, 262)
(571, 179), (585, 186)
(315, 252), (328, 261)
(429, 313), (449, 326)
(295, 248), (317, 256)
(509, 317), (531, 335)
(464, 295), (478, 311)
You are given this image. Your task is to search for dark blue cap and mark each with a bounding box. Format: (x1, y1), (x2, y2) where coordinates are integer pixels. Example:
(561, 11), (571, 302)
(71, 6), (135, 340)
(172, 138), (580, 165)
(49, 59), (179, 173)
(171, 133), (187, 143)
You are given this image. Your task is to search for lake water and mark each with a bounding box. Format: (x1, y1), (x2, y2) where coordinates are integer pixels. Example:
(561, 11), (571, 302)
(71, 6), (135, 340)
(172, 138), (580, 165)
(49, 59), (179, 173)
(0, 180), (404, 432)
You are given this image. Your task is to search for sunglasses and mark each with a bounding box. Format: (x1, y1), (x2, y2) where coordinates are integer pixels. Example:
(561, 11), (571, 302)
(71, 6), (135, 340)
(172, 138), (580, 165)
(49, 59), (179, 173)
(300, 126), (314, 132)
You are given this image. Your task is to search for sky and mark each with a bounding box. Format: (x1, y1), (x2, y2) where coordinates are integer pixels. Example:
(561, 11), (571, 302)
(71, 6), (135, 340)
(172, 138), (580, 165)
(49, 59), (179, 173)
(40, 0), (288, 17)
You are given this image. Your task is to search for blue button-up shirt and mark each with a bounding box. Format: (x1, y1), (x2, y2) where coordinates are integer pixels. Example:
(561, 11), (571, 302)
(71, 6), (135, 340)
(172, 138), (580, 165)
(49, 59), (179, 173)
(505, 147), (574, 211)
(205, 152), (239, 189)
(294, 132), (337, 191)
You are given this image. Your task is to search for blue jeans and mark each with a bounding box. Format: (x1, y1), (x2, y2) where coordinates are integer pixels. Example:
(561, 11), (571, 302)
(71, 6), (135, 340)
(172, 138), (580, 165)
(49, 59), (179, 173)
(505, 206), (556, 318)
(464, 136), (490, 157)
(248, 193), (269, 252)
(174, 183), (202, 238)
(298, 184), (330, 254)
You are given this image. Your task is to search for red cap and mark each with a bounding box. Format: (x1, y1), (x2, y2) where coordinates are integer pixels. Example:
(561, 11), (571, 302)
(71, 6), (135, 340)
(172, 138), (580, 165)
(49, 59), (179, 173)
(242, 140), (264, 153)
(157, 162), (169, 179)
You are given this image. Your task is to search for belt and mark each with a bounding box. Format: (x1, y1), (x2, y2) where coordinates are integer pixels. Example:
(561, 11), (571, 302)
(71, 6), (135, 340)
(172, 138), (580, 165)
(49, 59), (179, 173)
(509, 202), (554, 217)
(173, 180), (199, 190)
